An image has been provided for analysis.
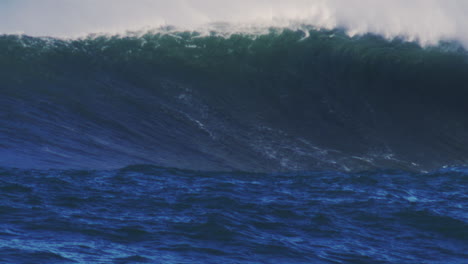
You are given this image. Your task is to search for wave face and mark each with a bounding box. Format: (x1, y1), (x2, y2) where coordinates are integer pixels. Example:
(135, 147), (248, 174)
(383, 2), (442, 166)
(0, 166), (467, 263)
(2, 29), (468, 171)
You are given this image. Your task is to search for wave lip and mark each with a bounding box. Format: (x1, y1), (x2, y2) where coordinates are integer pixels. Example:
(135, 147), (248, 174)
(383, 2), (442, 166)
(1, 1), (468, 49)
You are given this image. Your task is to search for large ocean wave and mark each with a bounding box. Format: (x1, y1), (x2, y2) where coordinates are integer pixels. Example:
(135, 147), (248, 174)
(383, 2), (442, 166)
(2, 6), (468, 262)
(2, 28), (468, 172)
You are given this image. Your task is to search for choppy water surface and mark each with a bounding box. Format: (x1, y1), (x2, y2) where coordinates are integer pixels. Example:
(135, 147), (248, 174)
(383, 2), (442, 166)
(0, 166), (466, 263)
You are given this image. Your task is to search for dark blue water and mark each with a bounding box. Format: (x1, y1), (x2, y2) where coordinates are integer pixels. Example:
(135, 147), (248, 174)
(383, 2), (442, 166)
(1, 166), (466, 263)
(1, 29), (468, 263)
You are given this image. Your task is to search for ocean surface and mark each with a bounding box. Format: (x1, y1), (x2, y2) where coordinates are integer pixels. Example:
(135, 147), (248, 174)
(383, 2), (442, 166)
(1, 28), (468, 263)
(1, 166), (467, 264)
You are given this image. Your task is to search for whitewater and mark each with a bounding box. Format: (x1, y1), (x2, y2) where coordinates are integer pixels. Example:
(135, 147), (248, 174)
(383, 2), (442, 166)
(0, 1), (467, 263)
(2, 0), (468, 48)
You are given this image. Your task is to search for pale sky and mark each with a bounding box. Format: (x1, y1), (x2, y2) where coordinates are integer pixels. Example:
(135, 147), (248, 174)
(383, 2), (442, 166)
(1, 0), (467, 47)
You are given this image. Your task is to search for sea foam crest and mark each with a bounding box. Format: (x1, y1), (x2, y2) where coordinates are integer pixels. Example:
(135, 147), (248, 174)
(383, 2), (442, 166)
(0, 0), (467, 48)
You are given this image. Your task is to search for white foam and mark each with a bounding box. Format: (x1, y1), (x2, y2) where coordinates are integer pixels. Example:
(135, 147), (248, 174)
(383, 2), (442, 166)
(1, 0), (467, 47)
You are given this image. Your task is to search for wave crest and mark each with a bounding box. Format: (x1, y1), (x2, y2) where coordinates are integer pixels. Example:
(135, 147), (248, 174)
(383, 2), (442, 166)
(1, 1), (468, 48)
